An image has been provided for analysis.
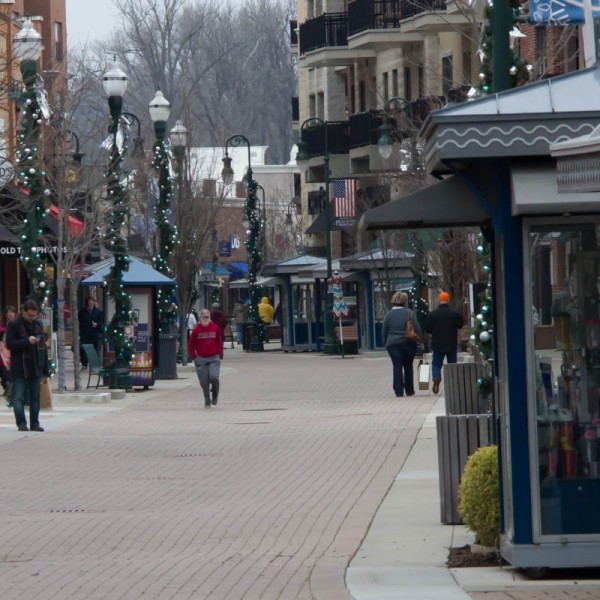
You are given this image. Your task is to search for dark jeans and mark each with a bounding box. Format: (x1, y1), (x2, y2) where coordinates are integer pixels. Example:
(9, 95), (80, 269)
(387, 341), (417, 397)
(12, 376), (41, 429)
(432, 350), (458, 381)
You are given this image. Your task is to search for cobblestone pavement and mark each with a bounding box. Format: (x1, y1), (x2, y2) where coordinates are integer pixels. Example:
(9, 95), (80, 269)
(0, 349), (434, 600)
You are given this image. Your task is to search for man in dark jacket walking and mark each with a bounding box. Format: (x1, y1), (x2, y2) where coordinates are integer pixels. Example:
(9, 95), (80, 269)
(79, 296), (104, 368)
(424, 292), (464, 394)
(6, 300), (49, 431)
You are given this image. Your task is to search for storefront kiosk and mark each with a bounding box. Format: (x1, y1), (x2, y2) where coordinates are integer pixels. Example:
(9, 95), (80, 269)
(82, 257), (176, 388)
(362, 66), (600, 569)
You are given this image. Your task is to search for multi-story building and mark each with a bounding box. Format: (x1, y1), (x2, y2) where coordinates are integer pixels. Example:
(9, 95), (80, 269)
(294, 0), (482, 257)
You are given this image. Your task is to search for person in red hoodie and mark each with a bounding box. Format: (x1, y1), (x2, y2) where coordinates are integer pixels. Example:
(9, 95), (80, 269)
(188, 308), (223, 408)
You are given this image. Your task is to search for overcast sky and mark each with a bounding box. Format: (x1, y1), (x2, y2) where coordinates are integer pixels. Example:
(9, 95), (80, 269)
(66, 0), (120, 46)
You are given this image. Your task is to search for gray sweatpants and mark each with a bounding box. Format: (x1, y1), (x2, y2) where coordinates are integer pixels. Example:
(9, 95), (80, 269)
(194, 355), (221, 402)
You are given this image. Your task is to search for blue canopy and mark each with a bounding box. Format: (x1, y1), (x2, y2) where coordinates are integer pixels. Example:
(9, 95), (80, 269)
(81, 257), (175, 286)
(227, 261), (248, 279)
(202, 262), (229, 276)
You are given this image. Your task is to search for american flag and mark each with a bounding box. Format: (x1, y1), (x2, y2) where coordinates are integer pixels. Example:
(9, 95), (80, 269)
(332, 179), (357, 223)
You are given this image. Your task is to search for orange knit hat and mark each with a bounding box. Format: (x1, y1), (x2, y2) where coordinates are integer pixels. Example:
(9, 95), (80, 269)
(439, 292), (450, 304)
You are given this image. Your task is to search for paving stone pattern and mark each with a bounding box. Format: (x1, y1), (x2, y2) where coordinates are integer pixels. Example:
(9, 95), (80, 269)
(0, 351), (434, 600)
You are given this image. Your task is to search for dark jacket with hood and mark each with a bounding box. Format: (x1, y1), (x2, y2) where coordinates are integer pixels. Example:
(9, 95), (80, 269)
(6, 315), (49, 380)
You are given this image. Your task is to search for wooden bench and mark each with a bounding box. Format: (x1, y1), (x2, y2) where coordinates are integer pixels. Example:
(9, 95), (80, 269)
(335, 323), (359, 353)
(266, 324), (282, 342)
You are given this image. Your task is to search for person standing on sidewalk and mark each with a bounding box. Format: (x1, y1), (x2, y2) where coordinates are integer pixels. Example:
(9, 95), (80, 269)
(382, 291), (422, 397)
(424, 291), (464, 394)
(78, 297), (104, 369)
(6, 300), (49, 432)
(188, 308), (223, 408)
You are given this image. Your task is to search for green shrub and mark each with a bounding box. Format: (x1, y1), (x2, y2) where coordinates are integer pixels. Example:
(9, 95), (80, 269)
(458, 445), (500, 547)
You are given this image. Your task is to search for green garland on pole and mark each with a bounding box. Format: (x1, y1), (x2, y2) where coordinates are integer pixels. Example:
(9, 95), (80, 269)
(245, 172), (265, 349)
(471, 235), (494, 406)
(478, 3), (531, 93)
(16, 62), (50, 306)
(104, 117), (133, 366)
(151, 138), (178, 330)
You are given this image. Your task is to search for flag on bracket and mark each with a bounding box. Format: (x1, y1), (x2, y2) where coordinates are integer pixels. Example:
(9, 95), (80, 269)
(332, 179), (357, 228)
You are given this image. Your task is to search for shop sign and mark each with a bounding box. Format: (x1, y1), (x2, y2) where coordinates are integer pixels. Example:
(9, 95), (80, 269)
(0, 156), (15, 188)
(0, 244), (67, 255)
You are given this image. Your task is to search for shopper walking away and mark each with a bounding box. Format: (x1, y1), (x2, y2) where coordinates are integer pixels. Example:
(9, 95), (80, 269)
(188, 309), (223, 408)
(258, 297), (274, 325)
(233, 300), (248, 345)
(186, 310), (197, 340)
(6, 300), (50, 431)
(382, 291), (422, 397)
(424, 291), (464, 394)
(79, 297), (104, 369)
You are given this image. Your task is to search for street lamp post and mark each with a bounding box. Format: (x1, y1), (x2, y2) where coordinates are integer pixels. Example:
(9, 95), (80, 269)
(222, 134), (264, 352)
(296, 117), (337, 354)
(102, 58), (132, 389)
(149, 90), (178, 329)
(256, 183), (267, 264)
(13, 17), (49, 305)
(150, 91), (179, 379)
(169, 119), (190, 365)
(377, 97), (412, 161)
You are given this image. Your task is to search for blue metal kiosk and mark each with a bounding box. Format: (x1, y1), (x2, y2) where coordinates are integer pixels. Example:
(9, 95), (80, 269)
(362, 67), (600, 569)
(81, 257), (176, 388)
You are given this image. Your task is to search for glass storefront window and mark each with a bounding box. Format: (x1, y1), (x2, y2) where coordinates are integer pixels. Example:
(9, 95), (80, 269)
(529, 222), (600, 536)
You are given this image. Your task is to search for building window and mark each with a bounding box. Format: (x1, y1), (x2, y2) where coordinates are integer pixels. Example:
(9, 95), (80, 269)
(392, 69), (399, 97)
(383, 72), (389, 103)
(317, 92), (324, 118)
(359, 81), (366, 112)
(54, 22), (63, 63)
(309, 94), (316, 116)
(403, 67), (411, 100)
(418, 65), (424, 98)
(536, 27), (548, 77)
(442, 53), (453, 95)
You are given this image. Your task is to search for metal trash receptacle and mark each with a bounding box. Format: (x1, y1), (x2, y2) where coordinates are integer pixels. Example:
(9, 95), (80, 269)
(156, 332), (178, 378)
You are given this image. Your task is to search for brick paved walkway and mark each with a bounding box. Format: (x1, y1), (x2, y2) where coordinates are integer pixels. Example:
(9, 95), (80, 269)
(0, 350), (434, 600)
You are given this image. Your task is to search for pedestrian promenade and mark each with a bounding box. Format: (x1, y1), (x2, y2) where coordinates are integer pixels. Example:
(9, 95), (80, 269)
(1, 347), (598, 599)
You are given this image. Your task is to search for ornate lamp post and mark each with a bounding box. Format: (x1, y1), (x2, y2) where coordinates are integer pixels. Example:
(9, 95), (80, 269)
(149, 90), (179, 379)
(222, 134), (264, 352)
(377, 97), (412, 160)
(102, 58), (132, 389)
(296, 117), (337, 354)
(255, 183), (267, 264)
(148, 90), (178, 326)
(13, 17), (49, 304)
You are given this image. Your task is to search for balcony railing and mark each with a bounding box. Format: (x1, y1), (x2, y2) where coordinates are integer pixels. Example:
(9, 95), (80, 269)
(303, 120), (351, 157)
(349, 96), (446, 147)
(348, 0), (446, 36)
(299, 13), (348, 55)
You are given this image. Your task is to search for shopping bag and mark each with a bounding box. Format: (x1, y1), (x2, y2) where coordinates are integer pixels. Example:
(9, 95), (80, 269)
(40, 377), (52, 409)
(418, 362), (431, 391)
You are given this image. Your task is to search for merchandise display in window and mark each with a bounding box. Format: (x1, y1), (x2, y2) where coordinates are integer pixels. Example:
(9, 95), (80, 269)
(529, 223), (600, 536)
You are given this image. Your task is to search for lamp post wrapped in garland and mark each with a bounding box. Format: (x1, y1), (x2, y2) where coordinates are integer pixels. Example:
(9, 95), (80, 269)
(149, 91), (179, 379)
(102, 58), (132, 389)
(13, 17), (50, 304)
(222, 134), (264, 352)
(296, 117), (337, 354)
(148, 90), (178, 328)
